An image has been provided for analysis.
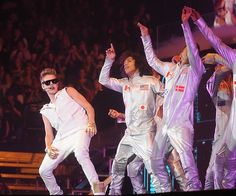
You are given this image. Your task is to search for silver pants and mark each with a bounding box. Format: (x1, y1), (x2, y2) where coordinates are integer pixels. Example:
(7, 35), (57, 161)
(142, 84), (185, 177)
(152, 126), (202, 192)
(126, 148), (187, 193)
(127, 156), (146, 194)
(109, 143), (157, 194)
(166, 149), (188, 191)
(210, 145), (236, 189)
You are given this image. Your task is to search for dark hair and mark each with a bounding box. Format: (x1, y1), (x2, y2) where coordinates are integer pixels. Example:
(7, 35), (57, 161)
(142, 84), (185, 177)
(214, 0), (224, 10)
(119, 51), (151, 78)
(184, 42), (200, 52)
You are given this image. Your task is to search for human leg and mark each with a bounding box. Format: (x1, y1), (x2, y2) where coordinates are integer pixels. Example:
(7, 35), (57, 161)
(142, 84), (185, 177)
(168, 127), (202, 191)
(221, 122), (236, 189)
(204, 141), (218, 190)
(127, 156), (146, 194)
(109, 135), (135, 195)
(150, 126), (172, 192)
(222, 148), (236, 189)
(166, 148), (188, 191)
(204, 164), (214, 190)
(39, 139), (72, 195)
(73, 131), (102, 194)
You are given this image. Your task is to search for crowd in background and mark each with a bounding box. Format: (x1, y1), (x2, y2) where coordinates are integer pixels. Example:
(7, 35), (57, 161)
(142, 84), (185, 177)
(0, 0), (159, 144)
(0, 0), (224, 145)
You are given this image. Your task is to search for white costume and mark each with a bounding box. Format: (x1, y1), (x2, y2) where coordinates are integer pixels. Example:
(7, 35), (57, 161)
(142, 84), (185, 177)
(141, 21), (204, 191)
(195, 17), (236, 189)
(205, 63), (232, 189)
(39, 88), (99, 195)
(126, 91), (187, 193)
(99, 61), (163, 194)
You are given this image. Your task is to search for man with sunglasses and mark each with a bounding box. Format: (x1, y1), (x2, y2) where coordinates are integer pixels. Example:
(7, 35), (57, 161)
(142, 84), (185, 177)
(38, 68), (104, 195)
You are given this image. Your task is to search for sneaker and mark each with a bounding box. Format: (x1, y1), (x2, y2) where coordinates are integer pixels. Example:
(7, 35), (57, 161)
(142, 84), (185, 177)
(92, 181), (106, 195)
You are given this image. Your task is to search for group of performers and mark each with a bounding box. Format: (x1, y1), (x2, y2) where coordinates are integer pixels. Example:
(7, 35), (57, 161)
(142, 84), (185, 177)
(38, 6), (236, 195)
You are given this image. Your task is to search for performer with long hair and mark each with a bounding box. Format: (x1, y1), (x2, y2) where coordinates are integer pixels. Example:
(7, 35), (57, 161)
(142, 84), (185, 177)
(99, 45), (164, 194)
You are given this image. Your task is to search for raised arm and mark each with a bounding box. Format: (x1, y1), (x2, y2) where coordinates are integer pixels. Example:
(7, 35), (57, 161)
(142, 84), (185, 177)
(181, 6), (205, 76)
(191, 8), (236, 69)
(138, 22), (170, 77)
(99, 43), (123, 92)
(202, 53), (230, 66)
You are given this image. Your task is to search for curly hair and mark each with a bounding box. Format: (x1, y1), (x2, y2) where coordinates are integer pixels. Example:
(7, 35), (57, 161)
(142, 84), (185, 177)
(118, 51), (151, 78)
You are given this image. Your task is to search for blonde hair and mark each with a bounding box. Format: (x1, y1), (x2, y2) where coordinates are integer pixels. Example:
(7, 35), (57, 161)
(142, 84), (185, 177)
(40, 68), (57, 81)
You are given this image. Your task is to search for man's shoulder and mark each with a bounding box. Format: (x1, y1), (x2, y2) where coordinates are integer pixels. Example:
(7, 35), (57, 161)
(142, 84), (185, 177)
(40, 103), (55, 112)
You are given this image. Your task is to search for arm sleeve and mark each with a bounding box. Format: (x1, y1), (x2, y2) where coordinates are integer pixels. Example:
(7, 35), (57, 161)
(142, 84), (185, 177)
(141, 35), (170, 77)
(181, 21), (205, 76)
(99, 58), (123, 93)
(195, 18), (236, 69)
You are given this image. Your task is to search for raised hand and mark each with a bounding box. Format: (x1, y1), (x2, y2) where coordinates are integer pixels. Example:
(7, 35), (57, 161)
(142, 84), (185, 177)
(137, 22), (149, 36)
(105, 43), (116, 60)
(202, 53), (216, 64)
(191, 8), (201, 22)
(182, 6), (192, 23)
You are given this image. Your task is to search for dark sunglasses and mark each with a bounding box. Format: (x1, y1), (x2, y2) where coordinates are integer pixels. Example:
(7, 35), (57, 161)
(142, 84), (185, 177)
(42, 78), (59, 86)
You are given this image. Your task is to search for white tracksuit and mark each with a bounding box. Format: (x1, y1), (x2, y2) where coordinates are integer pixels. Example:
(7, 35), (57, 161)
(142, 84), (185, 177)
(127, 92), (188, 193)
(99, 63), (163, 195)
(205, 67), (232, 189)
(195, 17), (236, 189)
(141, 21), (205, 191)
(39, 88), (99, 195)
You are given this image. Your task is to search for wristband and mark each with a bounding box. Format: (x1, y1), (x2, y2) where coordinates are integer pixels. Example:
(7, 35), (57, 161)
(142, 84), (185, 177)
(45, 147), (50, 153)
(87, 122), (96, 127)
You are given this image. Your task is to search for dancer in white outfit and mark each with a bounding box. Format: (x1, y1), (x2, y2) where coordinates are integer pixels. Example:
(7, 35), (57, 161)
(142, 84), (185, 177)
(108, 109), (146, 194)
(99, 46), (164, 194)
(138, 6), (204, 191)
(203, 53), (233, 189)
(38, 68), (104, 195)
(190, 7), (236, 189)
(108, 71), (188, 192)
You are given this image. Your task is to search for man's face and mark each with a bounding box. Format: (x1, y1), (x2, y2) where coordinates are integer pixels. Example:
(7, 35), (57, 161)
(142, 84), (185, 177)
(41, 74), (59, 94)
(215, 0), (227, 18)
(123, 56), (137, 76)
(179, 47), (188, 65)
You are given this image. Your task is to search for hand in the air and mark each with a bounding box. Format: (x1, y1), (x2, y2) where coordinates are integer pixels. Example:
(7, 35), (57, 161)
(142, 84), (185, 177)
(105, 43), (116, 60)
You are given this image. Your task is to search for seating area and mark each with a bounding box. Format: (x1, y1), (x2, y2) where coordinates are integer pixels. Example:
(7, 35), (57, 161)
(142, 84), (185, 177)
(0, 150), (113, 195)
(0, 151), (46, 194)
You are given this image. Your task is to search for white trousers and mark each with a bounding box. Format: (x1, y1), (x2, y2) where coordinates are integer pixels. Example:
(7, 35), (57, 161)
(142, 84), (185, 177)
(152, 125), (202, 191)
(39, 130), (99, 195)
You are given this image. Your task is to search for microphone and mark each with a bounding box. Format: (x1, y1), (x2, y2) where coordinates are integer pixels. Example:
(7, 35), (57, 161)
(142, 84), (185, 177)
(43, 86), (54, 91)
